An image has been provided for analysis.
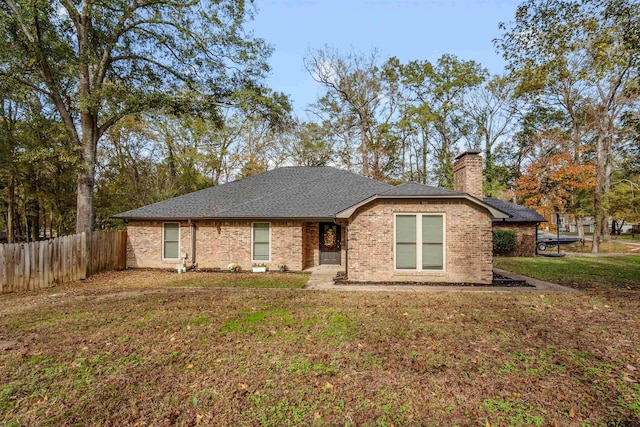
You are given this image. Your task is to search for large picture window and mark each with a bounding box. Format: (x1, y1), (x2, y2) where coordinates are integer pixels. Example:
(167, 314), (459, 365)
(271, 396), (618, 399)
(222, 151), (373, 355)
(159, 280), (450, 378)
(252, 222), (270, 262)
(395, 214), (444, 271)
(163, 223), (180, 260)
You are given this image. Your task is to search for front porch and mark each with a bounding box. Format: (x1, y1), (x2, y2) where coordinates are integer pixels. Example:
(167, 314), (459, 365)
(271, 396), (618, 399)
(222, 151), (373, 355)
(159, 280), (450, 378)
(302, 221), (346, 270)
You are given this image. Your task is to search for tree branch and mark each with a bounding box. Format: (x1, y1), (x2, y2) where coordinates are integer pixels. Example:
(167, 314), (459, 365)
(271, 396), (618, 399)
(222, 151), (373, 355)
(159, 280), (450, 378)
(0, 72), (52, 97)
(58, 0), (81, 31)
(4, 0), (36, 43)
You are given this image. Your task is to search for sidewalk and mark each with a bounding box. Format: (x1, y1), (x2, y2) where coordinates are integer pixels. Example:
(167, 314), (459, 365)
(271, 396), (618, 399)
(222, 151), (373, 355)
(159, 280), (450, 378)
(303, 266), (577, 293)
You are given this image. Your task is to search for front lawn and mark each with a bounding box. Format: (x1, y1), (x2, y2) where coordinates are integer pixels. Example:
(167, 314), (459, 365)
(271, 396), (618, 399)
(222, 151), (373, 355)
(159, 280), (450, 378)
(495, 255), (640, 290)
(1, 271), (639, 426)
(161, 271), (310, 289)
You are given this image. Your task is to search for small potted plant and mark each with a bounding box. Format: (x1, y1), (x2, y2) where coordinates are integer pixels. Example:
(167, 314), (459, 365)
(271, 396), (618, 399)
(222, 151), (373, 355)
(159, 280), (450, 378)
(227, 262), (241, 273)
(252, 263), (267, 273)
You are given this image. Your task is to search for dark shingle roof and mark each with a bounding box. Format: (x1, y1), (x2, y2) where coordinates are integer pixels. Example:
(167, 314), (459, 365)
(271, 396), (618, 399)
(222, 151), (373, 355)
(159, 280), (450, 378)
(483, 197), (546, 223)
(114, 167), (535, 221)
(114, 166), (392, 220)
(379, 181), (464, 196)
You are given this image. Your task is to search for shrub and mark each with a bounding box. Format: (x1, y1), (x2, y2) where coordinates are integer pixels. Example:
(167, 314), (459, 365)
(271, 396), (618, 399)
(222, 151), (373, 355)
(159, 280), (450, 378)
(493, 229), (517, 256)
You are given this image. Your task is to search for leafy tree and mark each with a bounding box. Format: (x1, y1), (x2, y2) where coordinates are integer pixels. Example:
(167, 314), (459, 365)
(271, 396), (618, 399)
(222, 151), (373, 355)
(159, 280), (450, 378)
(497, 0), (640, 252)
(95, 107), (293, 228)
(515, 133), (596, 222)
(608, 178), (640, 233)
(609, 141), (640, 233)
(462, 75), (518, 196)
(285, 121), (334, 167)
(395, 54), (487, 188)
(0, 92), (77, 240)
(304, 47), (400, 181)
(0, 0), (289, 234)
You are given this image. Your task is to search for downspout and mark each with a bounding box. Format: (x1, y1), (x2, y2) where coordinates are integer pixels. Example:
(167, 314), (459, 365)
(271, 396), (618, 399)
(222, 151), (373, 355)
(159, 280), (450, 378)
(189, 220), (197, 268)
(333, 217), (348, 279)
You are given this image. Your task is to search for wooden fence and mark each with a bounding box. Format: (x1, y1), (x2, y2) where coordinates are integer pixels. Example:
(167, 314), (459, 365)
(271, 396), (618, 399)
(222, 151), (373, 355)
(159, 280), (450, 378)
(0, 230), (127, 294)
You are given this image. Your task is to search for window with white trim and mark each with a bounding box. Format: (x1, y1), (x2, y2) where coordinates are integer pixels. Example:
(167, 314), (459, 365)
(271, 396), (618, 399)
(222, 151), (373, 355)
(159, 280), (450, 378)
(252, 222), (270, 262)
(163, 223), (180, 259)
(395, 214), (444, 270)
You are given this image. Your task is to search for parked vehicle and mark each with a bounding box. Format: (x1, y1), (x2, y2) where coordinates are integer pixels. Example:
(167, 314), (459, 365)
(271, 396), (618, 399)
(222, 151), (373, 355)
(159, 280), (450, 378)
(537, 233), (583, 251)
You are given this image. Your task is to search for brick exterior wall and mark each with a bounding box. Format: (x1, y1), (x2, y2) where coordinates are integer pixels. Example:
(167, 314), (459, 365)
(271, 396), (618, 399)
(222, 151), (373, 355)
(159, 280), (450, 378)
(453, 150), (483, 199)
(303, 222), (319, 269)
(126, 221), (191, 269)
(126, 201), (494, 283)
(493, 223), (538, 257)
(126, 220), (306, 271)
(347, 199), (494, 284)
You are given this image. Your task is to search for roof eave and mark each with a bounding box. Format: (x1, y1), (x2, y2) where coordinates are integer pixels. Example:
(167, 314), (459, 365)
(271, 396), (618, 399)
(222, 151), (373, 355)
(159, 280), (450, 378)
(113, 215), (338, 222)
(336, 194), (510, 219)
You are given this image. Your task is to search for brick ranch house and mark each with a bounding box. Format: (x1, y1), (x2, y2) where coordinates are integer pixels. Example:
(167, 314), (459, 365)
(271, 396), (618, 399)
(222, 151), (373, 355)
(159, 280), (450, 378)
(114, 150), (544, 284)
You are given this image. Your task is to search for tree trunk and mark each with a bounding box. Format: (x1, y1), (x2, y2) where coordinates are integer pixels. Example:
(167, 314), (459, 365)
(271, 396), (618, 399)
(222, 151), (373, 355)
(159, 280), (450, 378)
(7, 174), (15, 243)
(421, 128), (428, 184)
(576, 216), (584, 239)
(360, 125), (370, 177)
(592, 132), (607, 253)
(484, 134), (493, 196)
(27, 197), (39, 241)
(76, 116), (98, 235)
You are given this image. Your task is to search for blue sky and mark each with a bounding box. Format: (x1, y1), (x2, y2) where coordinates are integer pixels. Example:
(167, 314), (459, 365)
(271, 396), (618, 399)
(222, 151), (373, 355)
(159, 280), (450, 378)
(249, 0), (519, 116)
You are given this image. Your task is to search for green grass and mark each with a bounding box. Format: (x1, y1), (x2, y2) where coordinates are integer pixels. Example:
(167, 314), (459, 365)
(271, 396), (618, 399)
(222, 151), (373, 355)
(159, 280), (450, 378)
(495, 256), (640, 289)
(1, 270), (639, 426)
(614, 234), (640, 242)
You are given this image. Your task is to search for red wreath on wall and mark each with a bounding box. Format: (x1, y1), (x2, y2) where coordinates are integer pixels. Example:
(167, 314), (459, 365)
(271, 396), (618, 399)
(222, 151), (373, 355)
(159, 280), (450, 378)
(324, 229), (336, 249)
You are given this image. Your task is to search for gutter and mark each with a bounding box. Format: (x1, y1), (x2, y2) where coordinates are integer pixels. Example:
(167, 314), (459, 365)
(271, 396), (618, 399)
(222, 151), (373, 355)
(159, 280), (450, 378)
(189, 220), (197, 268)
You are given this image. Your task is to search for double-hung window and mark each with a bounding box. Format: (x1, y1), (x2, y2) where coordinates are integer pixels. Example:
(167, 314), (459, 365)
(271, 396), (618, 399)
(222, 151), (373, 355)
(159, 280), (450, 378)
(395, 214), (444, 271)
(163, 223), (180, 260)
(252, 222), (270, 262)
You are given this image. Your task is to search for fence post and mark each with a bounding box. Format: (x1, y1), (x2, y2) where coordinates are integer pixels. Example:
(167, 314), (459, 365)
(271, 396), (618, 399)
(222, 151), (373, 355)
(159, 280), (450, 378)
(81, 231), (89, 280)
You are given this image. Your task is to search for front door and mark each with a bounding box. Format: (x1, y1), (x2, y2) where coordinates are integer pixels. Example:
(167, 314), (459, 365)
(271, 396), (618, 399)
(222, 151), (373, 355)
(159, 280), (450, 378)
(319, 222), (341, 265)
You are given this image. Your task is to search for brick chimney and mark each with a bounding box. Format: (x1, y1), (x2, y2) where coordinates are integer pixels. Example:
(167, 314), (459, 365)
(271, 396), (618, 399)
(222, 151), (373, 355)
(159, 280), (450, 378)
(453, 150), (483, 199)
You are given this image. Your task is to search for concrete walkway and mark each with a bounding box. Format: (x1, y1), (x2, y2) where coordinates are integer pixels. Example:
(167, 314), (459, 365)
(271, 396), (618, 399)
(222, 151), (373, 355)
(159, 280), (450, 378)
(303, 265), (577, 292)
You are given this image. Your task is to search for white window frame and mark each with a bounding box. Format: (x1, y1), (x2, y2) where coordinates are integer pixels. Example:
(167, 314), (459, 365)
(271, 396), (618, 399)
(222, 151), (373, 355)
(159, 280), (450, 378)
(251, 222), (271, 263)
(162, 222), (181, 260)
(393, 213), (446, 272)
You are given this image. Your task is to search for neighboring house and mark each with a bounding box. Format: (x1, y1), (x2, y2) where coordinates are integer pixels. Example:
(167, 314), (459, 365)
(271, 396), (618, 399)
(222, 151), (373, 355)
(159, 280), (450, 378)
(484, 198), (546, 256)
(115, 151), (533, 284)
(554, 214), (595, 234)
